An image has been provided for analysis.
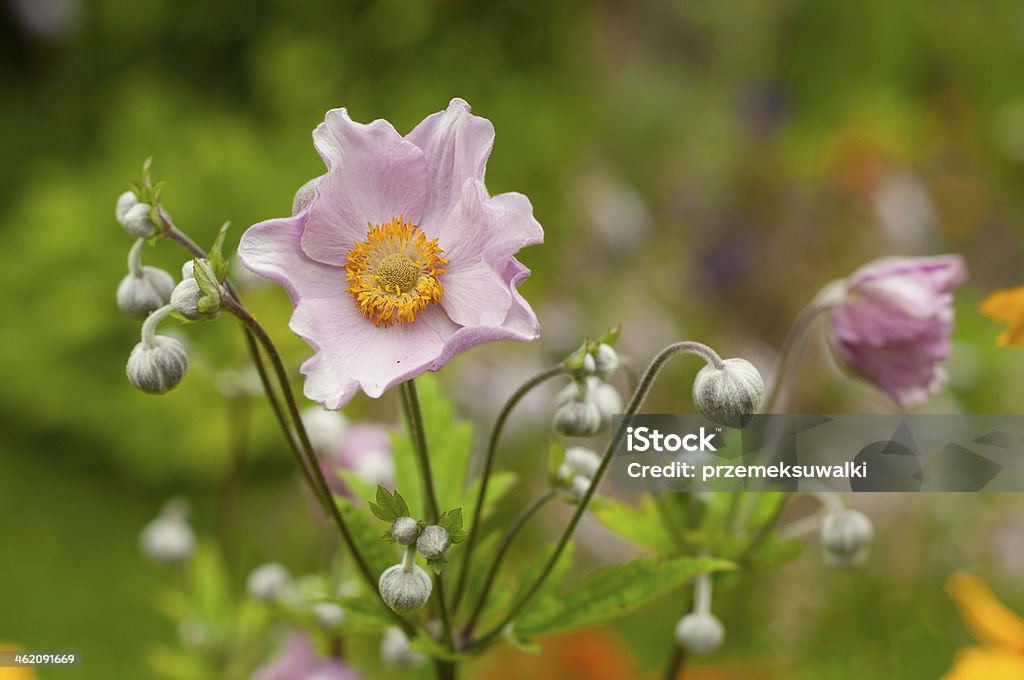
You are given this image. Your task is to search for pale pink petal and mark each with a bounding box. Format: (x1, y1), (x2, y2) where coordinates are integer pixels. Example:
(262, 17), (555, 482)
(828, 254), (966, 408)
(237, 213), (342, 304)
(301, 109), (427, 265)
(436, 258), (539, 365)
(406, 98), (495, 232)
(291, 297), (448, 408)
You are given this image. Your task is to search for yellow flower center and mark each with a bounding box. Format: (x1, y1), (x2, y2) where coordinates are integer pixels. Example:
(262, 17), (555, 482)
(344, 216), (446, 326)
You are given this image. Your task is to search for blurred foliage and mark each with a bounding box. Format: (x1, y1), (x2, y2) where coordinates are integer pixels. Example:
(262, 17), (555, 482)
(4, 0), (1024, 678)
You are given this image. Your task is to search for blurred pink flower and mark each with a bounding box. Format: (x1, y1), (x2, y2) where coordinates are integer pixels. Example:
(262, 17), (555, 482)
(827, 255), (967, 407)
(252, 634), (361, 680)
(239, 99), (543, 409)
(325, 423), (395, 494)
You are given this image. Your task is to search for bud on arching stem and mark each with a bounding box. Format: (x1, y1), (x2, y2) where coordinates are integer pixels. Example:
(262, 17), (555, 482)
(692, 357), (765, 428)
(117, 239), (175, 319)
(126, 304), (188, 394)
(378, 545), (433, 614)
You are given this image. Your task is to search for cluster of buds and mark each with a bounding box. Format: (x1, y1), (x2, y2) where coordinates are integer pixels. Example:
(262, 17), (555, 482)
(245, 563), (349, 633)
(114, 163), (230, 396)
(554, 445), (603, 502)
(554, 331), (624, 437)
(370, 487), (467, 613)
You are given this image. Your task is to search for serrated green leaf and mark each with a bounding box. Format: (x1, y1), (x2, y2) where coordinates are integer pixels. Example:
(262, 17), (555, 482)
(393, 490), (410, 518)
(336, 497), (402, 577)
(368, 501), (392, 523)
(448, 527), (467, 544)
(408, 632), (474, 662)
(439, 507), (463, 534)
(512, 541), (575, 617)
(590, 496), (678, 553)
(391, 374), (473, 518)
(208, 221), (231, 281)
(338, 595), (393, 633)
(599, 325), (621, 346)
(516, 555), (734, 638)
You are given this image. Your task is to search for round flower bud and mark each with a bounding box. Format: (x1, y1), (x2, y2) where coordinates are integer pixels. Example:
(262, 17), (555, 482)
(594, 343), (619, 379)
(378, 564), (433, 613)
(416, 525), (450, 560)
(139, 514), (195, 564)
(590, 379), (623, 430)
(554, 398), (603, 437)
(247, 562), (291, 602)
(820, 509), (873, 568)
(126, 336), (189, 394)
(170, 278), (219, 321)
(117, 267), (175, 319)
(569, 474), (592, 502)
(292, 175), (325, 216)
(122, 202), (158, 239)
(181, 260), (195, 280)
(311, 602), (347, 631)
(390, 517), (419, 546)
(116, 190), (139, 224)
(674, 612), (725, 655)
(380, 626), (426, 668)
(565, 446), (601, 479)
(692, 358), (764, 429)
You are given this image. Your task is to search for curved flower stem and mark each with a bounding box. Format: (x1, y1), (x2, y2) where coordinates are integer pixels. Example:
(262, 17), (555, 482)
(763, 302), (833, 413)
(434, 574), (456, 651)
(141, 304), (174, 347)
(221, 298), (380, 582)
(468, 341), (723, 651)
(452, 364), (564, 612)
(461, 488), (557, 639)
(398, 380), (442, 522)
(240, 330), (325, 506)
(158, 215), (416, 630)
(662, 646), (686, 680)
(127, 238), (146, 276)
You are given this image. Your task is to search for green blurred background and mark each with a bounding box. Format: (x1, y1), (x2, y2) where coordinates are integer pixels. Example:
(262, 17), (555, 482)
(3, 0), (1024, 678)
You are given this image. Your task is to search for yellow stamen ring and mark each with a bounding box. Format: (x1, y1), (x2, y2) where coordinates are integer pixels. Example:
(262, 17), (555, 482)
(344, 216), (446, 326)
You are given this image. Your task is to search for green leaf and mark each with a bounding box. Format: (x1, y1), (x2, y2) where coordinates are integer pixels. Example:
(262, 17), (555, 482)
(191, 257), (222, 313)
(598, 325), (621, 346)
(590, 496), (678, 553)
(512, 542), (575, 619)
(391, 374), (474, 518)
(368, 485), (410, 523)
(208, 221), (231, 281)
(185, 542), (233, 643)
(516, 555), (734, 638)
(337, 497), (402, 577)
(439, 507), (463, 533)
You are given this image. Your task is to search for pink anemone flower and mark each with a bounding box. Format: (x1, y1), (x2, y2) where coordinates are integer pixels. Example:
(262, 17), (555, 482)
(826, 254), (967, 408)
(239, 99), (543, 409)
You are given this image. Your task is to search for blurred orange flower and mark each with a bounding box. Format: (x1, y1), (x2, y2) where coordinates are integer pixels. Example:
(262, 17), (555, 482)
(944, 572), (1024, 679)
(979, 286), (1024, 346)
